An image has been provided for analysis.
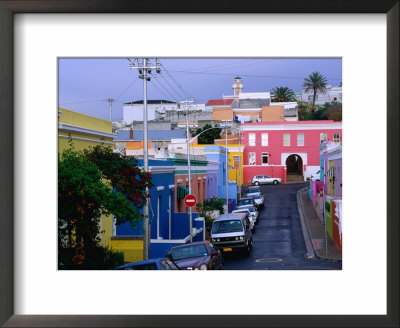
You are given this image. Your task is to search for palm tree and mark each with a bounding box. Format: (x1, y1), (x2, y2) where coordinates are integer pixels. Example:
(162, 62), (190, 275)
(303, 72), (328, 111)
(271, 86), (296, 102)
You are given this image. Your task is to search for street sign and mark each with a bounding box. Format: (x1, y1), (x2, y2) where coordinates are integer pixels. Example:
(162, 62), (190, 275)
(184, 194), (197, 207)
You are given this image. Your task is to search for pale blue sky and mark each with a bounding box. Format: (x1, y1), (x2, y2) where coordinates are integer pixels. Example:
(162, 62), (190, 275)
(58, 58), (342, 122)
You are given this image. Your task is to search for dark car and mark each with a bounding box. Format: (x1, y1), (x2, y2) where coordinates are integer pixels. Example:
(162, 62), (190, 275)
(246, 186), (263, 195)
(237, 197), (256, 208)
(114, 258), (179, 270)
(166, 241), (224, 270)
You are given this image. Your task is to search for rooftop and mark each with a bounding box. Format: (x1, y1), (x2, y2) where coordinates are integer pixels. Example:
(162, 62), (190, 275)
(205, 99), (234, 107)
(124, 100), (177, 105)
(116, 129), (186, 141)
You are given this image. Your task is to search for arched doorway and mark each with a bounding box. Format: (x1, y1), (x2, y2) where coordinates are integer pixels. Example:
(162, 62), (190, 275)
(286, 154), (303, 175)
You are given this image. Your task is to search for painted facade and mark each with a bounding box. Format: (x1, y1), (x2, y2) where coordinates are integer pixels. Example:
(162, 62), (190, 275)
(58, 107), (116, 248)
(241, 121), (342, 184)
(204, 145), (237, 212)
(167, 154), (208, 213)
(58, 108), (115, 152)
(113, 159), (204, 261)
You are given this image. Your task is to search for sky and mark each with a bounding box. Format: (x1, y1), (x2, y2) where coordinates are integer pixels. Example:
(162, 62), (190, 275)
(58, 58), (342, 122)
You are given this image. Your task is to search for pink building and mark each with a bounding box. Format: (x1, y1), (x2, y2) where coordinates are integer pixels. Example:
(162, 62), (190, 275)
(241, 120), (342, 184)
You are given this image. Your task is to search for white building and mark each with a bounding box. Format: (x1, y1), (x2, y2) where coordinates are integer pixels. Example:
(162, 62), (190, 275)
(122, 100), (178, 124)
(301, 85), (342, 105)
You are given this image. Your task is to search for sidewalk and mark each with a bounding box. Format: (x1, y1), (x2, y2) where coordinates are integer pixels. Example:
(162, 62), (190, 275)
(297, 187), (342, 263)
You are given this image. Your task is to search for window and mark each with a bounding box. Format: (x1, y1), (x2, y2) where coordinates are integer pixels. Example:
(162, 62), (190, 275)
(283, 133), (290, 146)
(297, 133), (304, 146)
(320, 133), (327, 143)
(233, 155), (240, 168)
(248, 152), (256, 165)
(334, 133), (340, 143)
(261, 153), (269, 165)
(261, 133), (268, 146)
(249, 133), (256, 146)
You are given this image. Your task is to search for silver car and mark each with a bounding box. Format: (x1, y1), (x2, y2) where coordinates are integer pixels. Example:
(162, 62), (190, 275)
(232, 208), (255, 232)
(245, 192), (264, 209)
(236, 204), (259, 224)
(252, 175), (282, 185)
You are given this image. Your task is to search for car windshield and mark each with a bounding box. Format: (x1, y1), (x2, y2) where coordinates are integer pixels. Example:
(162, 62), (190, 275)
(238, 199), (253, 206)
(247, 187), (260, 193)
(241, 205), (256, 212)
(168, 244), (208, 260)
(212, 220), (243, 234)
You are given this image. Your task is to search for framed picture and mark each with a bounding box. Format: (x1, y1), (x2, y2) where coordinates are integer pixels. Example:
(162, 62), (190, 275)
(1, 1), (398, 327)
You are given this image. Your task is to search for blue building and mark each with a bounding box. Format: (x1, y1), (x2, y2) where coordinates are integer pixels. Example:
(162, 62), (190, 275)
(115, 158), (204, 260)
(204, 145), (237, 212)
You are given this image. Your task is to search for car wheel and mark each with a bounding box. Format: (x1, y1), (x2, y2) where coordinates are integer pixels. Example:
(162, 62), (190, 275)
(273, 180), (278, 185)
(254, 181), (259, 185)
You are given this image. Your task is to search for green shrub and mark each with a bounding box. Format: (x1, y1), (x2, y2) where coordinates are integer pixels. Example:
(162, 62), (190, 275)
(325, 201), (331, 212)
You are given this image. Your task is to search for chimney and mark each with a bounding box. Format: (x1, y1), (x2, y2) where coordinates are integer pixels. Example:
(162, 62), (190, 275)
(129, 127), (133, 140)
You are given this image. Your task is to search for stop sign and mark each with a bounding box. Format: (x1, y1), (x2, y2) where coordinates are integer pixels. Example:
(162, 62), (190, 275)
(184, 194), (197, 207)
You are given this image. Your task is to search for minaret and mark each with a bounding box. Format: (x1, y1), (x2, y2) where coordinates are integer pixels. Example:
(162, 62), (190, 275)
(232, 76), (243, 97)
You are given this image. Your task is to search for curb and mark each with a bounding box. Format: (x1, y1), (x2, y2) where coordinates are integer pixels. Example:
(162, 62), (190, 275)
(296, 187), (342, 264)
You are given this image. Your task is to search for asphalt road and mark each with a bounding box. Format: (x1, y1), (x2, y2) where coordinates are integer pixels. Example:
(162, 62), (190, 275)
(223, 182), (342, 270)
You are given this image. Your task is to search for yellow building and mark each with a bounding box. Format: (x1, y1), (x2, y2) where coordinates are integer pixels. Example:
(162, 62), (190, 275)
(226, 144), (244, 186)
(58, 108), (117, 249)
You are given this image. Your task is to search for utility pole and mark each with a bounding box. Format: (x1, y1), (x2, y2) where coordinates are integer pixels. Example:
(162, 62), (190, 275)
(128, 58), (161, 260)
(104, 98), (115, 122)
(225, 121), (229, 212)
(179, 98), (195, 243)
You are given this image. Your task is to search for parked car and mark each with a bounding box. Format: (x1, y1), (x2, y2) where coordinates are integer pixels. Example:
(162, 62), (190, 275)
(245, 193), (264, 209)
(211, 212), (253, 255)
(252, 175), (282, 185)
(237, 197), (256, 208)
(166, 241), (224, 270)
(231, 208), (255, 232)
(236, 204), (259, 223)
(114, 258), (179, 270)
(246, 185), (263, 196)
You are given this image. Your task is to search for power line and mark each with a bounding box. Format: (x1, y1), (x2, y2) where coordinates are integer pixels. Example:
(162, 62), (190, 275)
(115, 77), (139, 100)
(151, 77), (180, 102)
(168, 70), (342, 80)
(158, 72), (186, 101)
(59, 99), (104, 106)
(160, 63), (194, 100)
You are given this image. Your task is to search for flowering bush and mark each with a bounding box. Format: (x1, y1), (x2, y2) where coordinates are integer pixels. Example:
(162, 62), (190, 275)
(58, 144), (153, 269)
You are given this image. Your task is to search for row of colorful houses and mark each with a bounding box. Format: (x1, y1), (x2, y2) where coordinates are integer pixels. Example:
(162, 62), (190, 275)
(59, 106), (343, 262)
(309, 141), (343, 251)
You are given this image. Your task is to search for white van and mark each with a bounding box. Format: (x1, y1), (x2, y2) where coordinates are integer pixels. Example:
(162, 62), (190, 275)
(210, 213), (253, 255)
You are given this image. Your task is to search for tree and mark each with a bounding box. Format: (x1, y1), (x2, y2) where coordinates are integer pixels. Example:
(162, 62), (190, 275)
(271, 86), (296, 102)
(58, 144), (153, 269)
(302, 72), (328, 111)
(192, 123), (222, 144)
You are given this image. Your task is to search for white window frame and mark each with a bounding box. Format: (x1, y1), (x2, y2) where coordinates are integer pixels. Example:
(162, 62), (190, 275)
(261, 152), (269, 166)
(248, 152), (256, 165)
(320, 132), (328, 143)
(297, 133), (304, 146)
(334, 132), (340, 143)
(261, 133), (268, 146)
(249, 133), (256, 146)
(283, 133), (290, 146)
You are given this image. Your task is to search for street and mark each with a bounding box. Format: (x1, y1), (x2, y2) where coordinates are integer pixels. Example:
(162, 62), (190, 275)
(223, 182), (342, 270)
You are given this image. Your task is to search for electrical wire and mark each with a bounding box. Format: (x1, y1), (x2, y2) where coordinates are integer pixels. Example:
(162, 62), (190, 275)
(160, 63), (194, 100)
(168, 70), (342, 80)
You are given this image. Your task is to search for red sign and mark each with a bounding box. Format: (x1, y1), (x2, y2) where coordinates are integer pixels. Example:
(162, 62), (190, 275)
(184, 194), (197, 207)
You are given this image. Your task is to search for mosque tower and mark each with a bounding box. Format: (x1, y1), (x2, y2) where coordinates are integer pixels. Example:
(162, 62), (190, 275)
(232, 76), (243, 97)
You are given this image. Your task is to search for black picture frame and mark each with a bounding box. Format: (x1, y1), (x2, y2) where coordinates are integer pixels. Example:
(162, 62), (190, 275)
(0, 1), (398, 327)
